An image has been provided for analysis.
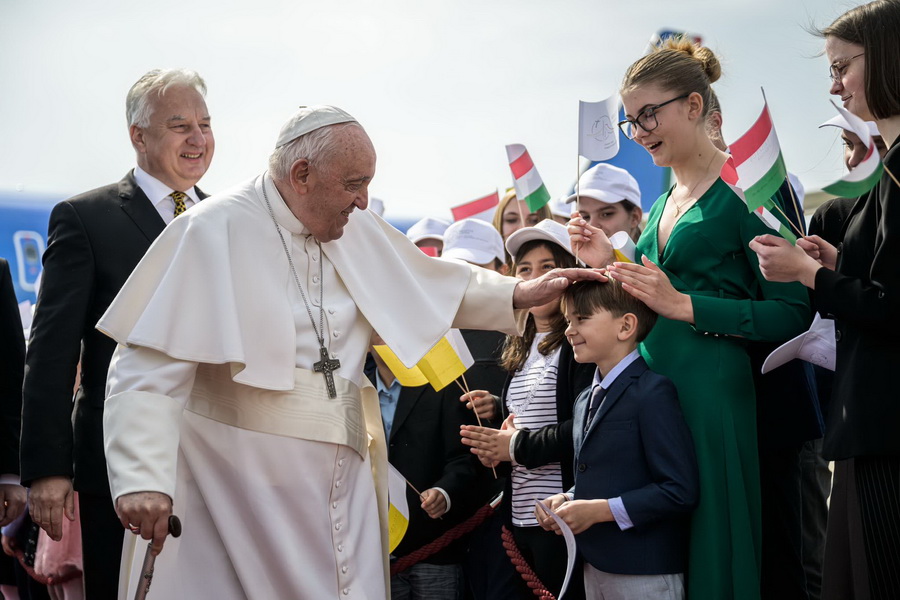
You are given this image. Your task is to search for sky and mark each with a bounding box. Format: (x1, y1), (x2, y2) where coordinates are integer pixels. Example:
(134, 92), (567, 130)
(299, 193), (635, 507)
(0, 0), (857, 220)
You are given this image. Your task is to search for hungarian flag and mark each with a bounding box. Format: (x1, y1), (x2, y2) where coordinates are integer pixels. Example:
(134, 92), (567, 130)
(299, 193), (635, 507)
(729, 99), (787, 211)
(822, 101), (884, 198)
(506, 144), (551, 212)
(451, 191), (499, 222)
(725, 181), (797, 245)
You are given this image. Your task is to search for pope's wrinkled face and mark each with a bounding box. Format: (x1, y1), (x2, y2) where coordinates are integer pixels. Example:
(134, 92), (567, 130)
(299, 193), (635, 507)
(299, 126), (376, 243)
(131, 85), (214, 191)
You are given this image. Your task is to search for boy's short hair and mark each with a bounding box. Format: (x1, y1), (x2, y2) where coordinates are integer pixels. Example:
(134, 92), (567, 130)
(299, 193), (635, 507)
(563, 279), (658, 343)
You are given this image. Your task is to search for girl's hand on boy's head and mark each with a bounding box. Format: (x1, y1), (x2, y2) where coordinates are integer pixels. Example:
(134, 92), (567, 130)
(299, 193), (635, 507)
(567, 216), (614, 268)
(554, 499), (613, 535)
(607, 257), (694, 323)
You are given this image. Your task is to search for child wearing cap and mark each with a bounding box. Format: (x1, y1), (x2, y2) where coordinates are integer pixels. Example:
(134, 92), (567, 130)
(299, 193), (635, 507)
(537, 279), (699, 600)
(460, 219), (594, 599)
(566, 163), (643, 243)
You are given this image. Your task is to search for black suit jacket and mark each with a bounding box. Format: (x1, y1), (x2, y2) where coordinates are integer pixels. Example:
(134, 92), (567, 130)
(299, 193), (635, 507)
(21, 171), (205, 493)
(814, 140), (900, 460)
(571, 357), (699, 575)
(0, 259), (25, 476)
(365, 365), (481, 564)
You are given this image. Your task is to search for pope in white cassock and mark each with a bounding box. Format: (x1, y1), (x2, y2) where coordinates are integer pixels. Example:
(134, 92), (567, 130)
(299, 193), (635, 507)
(98, 105), (601, 599)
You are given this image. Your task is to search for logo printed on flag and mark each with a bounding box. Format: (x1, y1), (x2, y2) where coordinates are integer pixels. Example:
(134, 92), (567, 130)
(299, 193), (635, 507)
(506, 144), (551, 213)
(578, 94), (620, 161)
(729, 95), (787, 212)
(821, 101), (884, 198)
(451, 191), (500, 222)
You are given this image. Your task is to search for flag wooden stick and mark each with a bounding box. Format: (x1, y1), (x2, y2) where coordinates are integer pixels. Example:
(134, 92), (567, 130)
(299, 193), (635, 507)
(455, 376), (498, 479)
(884, 164), (900, 190)
(783, 176), (806, 236)
(404, 477), (444, 518)
(575, 156), (582, 265)
(769, 201), (805, 239)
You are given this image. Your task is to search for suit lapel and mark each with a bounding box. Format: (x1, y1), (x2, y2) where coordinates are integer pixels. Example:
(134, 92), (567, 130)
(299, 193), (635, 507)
(118, 171), (166, 243)
(584, 357), (648, 439)
(390, 386), (425, 441)
(572, 387), (590, 454)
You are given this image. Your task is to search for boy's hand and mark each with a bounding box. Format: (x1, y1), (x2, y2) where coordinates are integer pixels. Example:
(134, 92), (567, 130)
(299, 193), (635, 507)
(553, 499), (614, 535)
(420, 488), (448, 519)
(535, 494), (569, 532)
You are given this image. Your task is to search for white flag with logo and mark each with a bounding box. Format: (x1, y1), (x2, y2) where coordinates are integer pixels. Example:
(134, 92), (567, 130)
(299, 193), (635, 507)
(578, 94), (620, 161)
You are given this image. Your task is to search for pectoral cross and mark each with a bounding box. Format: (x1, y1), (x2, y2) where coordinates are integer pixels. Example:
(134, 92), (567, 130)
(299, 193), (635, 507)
(314, 345), (341, 399)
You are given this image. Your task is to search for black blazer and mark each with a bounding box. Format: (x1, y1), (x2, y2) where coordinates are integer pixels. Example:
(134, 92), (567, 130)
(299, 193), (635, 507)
(814, 140), (900, 459)
(0, 259), (25, 476)
(21, 172), (205, 493)
(365, 365), (481, 564)
(571, 357), (699, 575)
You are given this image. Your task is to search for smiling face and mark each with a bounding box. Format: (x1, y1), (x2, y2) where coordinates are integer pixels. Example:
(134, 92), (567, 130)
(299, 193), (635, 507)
(290, 126), (376, 243)
(578, 196), (641, 239)
(621, 84), (696, 168)
(826, 37), (870, 120)
(130, 85), (214, 191)
(563, 303), (624, 368)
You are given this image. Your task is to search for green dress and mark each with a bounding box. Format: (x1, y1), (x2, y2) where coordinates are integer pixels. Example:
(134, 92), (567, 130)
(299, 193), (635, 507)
(635, 179), (810, 600)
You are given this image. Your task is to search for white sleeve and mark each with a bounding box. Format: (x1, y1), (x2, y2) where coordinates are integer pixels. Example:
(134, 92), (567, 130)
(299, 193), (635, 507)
(104, 345), (198, 502)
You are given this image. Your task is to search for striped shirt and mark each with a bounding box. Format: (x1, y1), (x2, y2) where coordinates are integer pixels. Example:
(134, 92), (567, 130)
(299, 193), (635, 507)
(508, 334), (563, 527)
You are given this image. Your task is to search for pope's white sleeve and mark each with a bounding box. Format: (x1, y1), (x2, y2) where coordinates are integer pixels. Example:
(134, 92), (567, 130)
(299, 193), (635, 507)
(452, 265), (527, 335)
(104, 345), (198, 503)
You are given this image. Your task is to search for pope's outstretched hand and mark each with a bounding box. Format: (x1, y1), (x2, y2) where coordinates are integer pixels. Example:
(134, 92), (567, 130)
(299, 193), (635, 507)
(512, 267), (607, 309)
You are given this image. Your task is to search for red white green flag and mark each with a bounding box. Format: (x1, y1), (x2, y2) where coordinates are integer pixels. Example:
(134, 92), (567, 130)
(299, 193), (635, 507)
(505, 144), (551, 212)
(822, 102), (884, 198)
(451, 190), (499, 222)
(725, 181), (797, 245)
(729, 98), (787, 211)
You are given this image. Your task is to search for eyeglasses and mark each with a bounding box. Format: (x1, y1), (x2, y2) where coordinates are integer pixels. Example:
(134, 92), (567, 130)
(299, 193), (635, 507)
(618, 93), (690, 140)
(829, 53), (864, 83)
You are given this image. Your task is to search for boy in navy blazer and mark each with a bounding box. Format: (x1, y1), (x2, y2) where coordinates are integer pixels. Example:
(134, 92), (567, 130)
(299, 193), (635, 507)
(536, 280), (699, 599)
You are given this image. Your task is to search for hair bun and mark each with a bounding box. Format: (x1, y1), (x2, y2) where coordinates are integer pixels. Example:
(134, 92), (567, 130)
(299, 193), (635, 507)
(662, 37), (722, 83)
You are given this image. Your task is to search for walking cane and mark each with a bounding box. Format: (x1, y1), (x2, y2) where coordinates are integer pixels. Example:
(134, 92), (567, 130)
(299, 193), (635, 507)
(134, 515), (182, 600)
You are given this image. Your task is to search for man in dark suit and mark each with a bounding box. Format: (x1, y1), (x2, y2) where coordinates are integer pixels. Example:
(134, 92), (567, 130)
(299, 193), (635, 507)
(366, 335), (481, 600)
(0, 258), (26, 525)
(20, 68), (214, 599)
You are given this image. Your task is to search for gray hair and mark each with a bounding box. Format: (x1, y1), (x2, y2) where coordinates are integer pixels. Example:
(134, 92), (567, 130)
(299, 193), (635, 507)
(126, 68), (208, 128)
(267, 122), (362, 181)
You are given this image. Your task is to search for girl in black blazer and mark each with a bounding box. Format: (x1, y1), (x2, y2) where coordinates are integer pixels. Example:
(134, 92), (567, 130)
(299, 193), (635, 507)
(751, 3), (900, 597)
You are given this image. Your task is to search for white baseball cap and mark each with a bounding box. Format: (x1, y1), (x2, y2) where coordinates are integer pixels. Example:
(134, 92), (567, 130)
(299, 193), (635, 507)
(275, 105), (357, 148)
(505, 219), (574, 261)
(564, 163), (641, 206)
(548, 197), (574, 219)
(442, 219), (505, 265)
(819, 115), (880, 138)
(406, 217), (451, 244)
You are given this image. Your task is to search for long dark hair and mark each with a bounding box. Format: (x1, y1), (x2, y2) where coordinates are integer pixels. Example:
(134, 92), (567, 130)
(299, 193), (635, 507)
(499, 239), (576, 373)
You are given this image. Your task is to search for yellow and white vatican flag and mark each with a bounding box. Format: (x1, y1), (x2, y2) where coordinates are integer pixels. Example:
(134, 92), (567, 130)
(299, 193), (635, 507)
(388, 463), (410, 552)
(374, 329), (474, 392)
